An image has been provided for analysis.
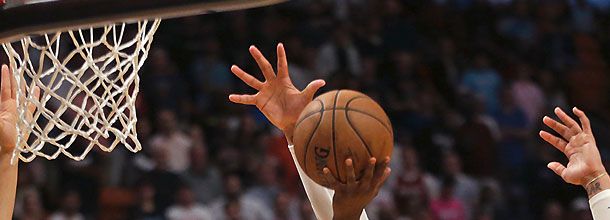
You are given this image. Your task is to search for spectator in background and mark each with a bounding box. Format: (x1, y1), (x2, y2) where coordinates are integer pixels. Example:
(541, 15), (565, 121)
(455, 96), (498, 178)
(17, 189), (46, 220)
(142, 146), (183, 214)
(166, 186), (212, 220)
(442, 151), (480, 220)
(130, 181), (163, 220)
(392, 146), (439, 218)
(316, 23), (362, 78)
(492, 88), (529, 181)
(207, 174), (273, 220)
(430, 176), (466, 220)
(149, 110), (193, 173)
(273, 192), (301, 220)
(48, 190), (85, 220)
(298, 198), (316, 220)
(182, 145), (223, 205)
(460, 53), (502, 113)
(244, 158), (282, 212)
(510, 62), (545, 127)
(142, 48), (188, 113)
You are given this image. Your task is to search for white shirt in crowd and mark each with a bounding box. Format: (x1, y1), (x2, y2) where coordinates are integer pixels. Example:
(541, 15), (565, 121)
(166, 204), (212, 220)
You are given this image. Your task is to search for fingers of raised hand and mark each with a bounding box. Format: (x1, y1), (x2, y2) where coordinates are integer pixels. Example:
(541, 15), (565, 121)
(249, 46), (276, 81)
(547, 162), (568, 181)
(573, 107), (592, 135)
(276, 43), (288, 78)
(322, 167), (339, 189)
(231, 65), (263, 90)
(555, 107), (582, 134)
(543, 116), (573, 140)
(361, 157), (376, 188)
(539, 130), (568, 152)
(1, 65), (11, 101)
(372, 157), (391, 189)
(228, 94), (257, 105)
(302, 79), (326, 99)
(345, 158), (357, 189)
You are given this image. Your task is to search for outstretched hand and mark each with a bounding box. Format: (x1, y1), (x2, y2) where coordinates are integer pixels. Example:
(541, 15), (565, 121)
(0, 65), (40, 156)
(229, 44), (325, 141)
(323, 157), (391, 220)
(540, 107), (608, 197)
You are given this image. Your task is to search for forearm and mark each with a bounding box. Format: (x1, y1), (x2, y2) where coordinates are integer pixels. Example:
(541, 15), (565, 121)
(0, 153), (18, 219)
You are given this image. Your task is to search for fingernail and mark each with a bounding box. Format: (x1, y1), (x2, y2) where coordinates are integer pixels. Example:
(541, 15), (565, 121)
(278, 43), (283, 47)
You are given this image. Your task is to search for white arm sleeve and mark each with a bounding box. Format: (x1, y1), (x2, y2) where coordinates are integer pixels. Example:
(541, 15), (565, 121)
(590, 190), (610, 220)
(288, 145), (368, 220)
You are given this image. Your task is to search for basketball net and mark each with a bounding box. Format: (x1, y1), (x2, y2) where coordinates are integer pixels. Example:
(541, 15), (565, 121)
(2, 20), (161, 162)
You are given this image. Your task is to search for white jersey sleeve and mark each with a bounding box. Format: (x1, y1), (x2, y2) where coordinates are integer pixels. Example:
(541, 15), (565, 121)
(288, 145), (368, 220)
(590, 189), (610, 220)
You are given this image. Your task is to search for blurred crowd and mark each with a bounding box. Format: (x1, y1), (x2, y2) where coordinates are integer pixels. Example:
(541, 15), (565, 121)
(8, 0), (610, 219)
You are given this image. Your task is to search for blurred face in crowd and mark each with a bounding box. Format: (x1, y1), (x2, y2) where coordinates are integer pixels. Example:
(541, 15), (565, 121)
(443, 152), (462, 176)
(150, 48), (172, 73)
(190, 146), (209, 173)
(177, 187), (196, 207)
(23, 190), (44, 214)
(258, 162), (279, 186)
(157, 110), (178, 134)
(275, 192), (291, 216)
(224, 175), (242, 199)
(402, 147), (419, 171)
(62, 191), (81, 215)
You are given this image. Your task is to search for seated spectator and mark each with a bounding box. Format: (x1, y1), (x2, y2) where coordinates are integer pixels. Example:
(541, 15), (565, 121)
(17, 188), (46, 220)
(460, 53), (502, 113)
(130, 181), (164, 220)
(165, 185), (212, 220)
(442, 151), (480, 219)
(142, 147), (183, 214)
(48, 190), (85, 220)
(430, 176), (466, 220)
(149, 110), (193, 173)
(244, 158), (281, 211)
(182, 145), (222, 205)
(273, 192), (300, 220)
(392, 146), (439, 217)
(207, 174), (273, 220)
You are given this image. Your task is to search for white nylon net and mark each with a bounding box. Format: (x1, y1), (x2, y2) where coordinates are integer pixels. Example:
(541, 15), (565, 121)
(1, 19), (161, 162)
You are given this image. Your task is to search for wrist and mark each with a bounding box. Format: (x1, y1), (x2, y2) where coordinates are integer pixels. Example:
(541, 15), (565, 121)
(584, 173), (610, 199)
(333, 207), (363, 220)
(282, 124), (295, 145)
(582, 167), (608, 186)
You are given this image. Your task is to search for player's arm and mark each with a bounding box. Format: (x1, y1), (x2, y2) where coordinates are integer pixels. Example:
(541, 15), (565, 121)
(540, 107), (610, 219)
(0, 65), (39, 219)
(229, 44), (388, 219)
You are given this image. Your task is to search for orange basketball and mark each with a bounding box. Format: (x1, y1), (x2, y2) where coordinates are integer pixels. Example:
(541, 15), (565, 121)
(293, 90), (393, 187)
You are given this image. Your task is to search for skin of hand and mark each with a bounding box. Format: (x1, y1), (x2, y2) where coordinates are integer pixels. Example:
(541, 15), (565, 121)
(540, 107), (610, 198)
(0, 64), (40, 219)
(229, 44), (391, 219)
(322, 157), (392, 220)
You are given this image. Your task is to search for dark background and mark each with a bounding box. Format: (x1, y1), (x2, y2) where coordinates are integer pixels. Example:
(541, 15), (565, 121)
(6, 0), (610, 219)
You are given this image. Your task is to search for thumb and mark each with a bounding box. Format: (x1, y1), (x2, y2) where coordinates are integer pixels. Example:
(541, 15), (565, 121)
(547, 162), (567, 179)
(302, 79), (325, 99)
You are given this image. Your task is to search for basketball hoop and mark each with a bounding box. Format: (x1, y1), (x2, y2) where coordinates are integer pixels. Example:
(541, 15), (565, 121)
(0, 0), (286, 162)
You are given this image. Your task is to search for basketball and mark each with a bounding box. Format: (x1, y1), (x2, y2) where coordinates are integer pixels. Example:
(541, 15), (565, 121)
(293, 90), (393, 187)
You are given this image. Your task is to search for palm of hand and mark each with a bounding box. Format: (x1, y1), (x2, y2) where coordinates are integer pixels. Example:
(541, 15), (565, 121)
(229, 44), (325, 132)
(256, 80), (310, 130)
(0, 65), (40, 155)
(541, 107), (605, 186)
